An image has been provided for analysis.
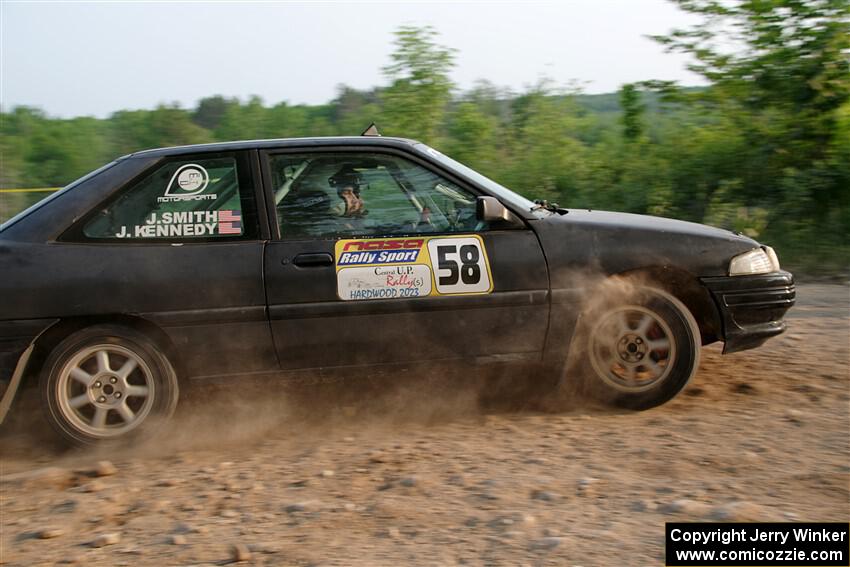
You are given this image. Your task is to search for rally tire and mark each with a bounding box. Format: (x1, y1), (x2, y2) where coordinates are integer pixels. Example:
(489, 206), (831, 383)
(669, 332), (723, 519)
(40, 324), (179, 446)
(569, 285), (701, 410)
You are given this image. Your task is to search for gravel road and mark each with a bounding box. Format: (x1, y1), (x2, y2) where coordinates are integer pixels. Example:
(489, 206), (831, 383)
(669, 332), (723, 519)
(1, 283), (848, 566)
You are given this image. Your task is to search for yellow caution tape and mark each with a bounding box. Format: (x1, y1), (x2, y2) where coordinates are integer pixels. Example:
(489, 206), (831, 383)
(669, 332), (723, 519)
(0, 188), (60, 193)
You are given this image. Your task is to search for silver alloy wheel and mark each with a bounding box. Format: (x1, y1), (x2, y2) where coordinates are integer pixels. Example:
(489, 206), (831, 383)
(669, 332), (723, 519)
(55, 344), (155, 438)
(589, 305), (677, 393)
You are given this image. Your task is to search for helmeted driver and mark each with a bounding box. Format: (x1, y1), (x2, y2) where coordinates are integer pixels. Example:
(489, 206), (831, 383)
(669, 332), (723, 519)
(328, 165), (367, 219)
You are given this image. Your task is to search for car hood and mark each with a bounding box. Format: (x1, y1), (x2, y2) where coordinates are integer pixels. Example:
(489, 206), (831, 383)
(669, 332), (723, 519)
(531, 208), (761, 278)
(559, 209), (750, 242)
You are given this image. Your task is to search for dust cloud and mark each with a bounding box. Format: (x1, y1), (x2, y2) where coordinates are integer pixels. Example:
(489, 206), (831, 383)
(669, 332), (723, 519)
(2, 283), (846, 566)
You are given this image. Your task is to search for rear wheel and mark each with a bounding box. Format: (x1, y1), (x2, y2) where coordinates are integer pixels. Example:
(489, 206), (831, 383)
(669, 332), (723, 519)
(40, 324), (178, 446)
(570, 285), (700, 410)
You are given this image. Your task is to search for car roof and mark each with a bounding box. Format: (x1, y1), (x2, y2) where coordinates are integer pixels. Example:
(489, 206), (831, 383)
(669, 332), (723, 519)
(125, 136), (420, 159)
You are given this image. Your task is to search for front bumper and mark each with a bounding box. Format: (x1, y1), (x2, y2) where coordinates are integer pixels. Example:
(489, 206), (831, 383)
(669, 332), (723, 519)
(700, 270), (795, 354)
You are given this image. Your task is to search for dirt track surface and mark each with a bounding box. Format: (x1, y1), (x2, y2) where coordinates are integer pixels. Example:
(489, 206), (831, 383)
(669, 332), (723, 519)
(1, 283), (848, 566)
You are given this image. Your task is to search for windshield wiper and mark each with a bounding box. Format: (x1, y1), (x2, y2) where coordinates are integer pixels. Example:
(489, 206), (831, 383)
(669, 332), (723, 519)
(531, 199), (568, 215)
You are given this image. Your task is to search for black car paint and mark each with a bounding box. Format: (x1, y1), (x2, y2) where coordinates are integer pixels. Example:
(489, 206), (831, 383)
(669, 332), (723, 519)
(257, 145), (550, 369)
(0, 136), (794, 409)
(264, 230), (550, 370)
(1, 151), (276, 380)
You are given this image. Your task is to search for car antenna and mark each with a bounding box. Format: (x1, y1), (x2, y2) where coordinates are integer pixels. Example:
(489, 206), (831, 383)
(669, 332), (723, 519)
(361, 123), (381, 137)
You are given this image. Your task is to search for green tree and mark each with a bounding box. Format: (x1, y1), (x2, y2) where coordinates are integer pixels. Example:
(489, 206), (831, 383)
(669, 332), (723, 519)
(619, 83), (645, 141)
(109, 104), (210, 155)
(193, 95), (238, 131)
(215, 96), (269, 140)
(381, 25), (456, 143)
(652, 0), (850, 240)
(331, 85), (383, 135)
(507, 82), (591, 204)
(444, 102), (500, 172)
(0, 107), (44, 186)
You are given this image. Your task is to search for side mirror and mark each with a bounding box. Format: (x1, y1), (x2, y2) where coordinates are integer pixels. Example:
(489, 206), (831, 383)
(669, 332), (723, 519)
(476, 196), (523, 227)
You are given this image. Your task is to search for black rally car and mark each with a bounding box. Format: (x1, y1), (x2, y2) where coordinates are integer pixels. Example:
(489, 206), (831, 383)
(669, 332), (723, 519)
(0, 135), (795, 445)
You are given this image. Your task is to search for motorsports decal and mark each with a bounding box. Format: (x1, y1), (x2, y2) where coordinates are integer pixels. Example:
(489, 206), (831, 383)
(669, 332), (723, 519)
(113, 209), (242, 238)
(157, 164), (217, 203)
(334, 235), (493, 301)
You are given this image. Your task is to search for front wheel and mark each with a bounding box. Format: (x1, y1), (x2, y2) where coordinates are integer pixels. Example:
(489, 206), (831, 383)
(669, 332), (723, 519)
(570, 285), (701, 410)
(40, 324), (179, 446)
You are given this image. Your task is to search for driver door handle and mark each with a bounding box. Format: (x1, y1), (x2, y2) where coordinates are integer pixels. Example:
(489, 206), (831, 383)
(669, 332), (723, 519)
(292, 253), (334, 267)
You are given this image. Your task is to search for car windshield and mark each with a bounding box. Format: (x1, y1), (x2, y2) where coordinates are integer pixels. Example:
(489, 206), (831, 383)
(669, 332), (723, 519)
(0, 160), (120, 232)
(412, 143), (547, 217)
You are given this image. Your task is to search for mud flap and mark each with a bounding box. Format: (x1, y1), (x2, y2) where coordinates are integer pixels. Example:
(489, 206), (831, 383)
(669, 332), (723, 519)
(0, 344), (33, 425)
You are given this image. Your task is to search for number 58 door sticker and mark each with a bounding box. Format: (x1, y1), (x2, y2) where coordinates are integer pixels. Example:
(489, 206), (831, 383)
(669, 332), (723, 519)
(334, 235), (492, 301)
(428, 236), (492, 294)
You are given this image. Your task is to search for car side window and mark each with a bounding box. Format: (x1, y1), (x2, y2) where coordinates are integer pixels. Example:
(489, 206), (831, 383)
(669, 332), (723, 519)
(82, 154), (255, 241)
(269, 152), (486, 239)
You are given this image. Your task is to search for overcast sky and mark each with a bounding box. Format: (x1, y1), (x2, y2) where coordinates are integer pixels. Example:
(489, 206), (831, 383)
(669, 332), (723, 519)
(1, 1), (703, 118)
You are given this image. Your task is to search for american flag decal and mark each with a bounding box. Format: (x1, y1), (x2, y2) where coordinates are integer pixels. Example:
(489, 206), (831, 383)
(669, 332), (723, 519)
(218, 209), (242, 235)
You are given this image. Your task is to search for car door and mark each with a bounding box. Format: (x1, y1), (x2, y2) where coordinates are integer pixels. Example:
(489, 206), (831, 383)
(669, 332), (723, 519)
(54, 150), (278, 379)
(260, 146), (550, 371)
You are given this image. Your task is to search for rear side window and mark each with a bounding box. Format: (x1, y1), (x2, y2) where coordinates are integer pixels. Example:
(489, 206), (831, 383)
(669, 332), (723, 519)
(81, 153), (257, 241)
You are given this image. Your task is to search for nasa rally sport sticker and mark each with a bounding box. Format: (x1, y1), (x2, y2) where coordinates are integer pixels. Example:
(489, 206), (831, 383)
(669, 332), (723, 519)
(334, 235), (493, 301)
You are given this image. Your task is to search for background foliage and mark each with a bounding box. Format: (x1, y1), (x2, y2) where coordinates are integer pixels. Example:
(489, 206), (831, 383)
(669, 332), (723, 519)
(2, 2), (848, 273)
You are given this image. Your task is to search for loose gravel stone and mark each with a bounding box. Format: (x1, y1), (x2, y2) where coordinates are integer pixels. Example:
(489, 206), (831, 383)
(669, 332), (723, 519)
(1, 467), (75, 490)
(657, 499), (712, 517)
(93, 461), (118, 477)
(74, 480), (105, 493)
(785, 409), (805, 424)
(151, 499), (172, 511)
(709, 501), (774, 521)
(285, 500), (319, 514)
(531, 489), (556, 501)
(529, 536), (563, 551)
(172, 523), (193, 534)
(248, 542), (283, 554)
(576, 477), (601, 497)
(37, 528), (64, 539)
(446, 474), (466, 486)
(230, 543), (252, 562)
(91, 533), (121, 547)
(52, 499), (79, 513)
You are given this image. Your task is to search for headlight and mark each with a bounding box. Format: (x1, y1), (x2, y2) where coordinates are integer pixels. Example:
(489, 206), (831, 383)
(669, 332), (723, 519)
(729, 246), (780, 276)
